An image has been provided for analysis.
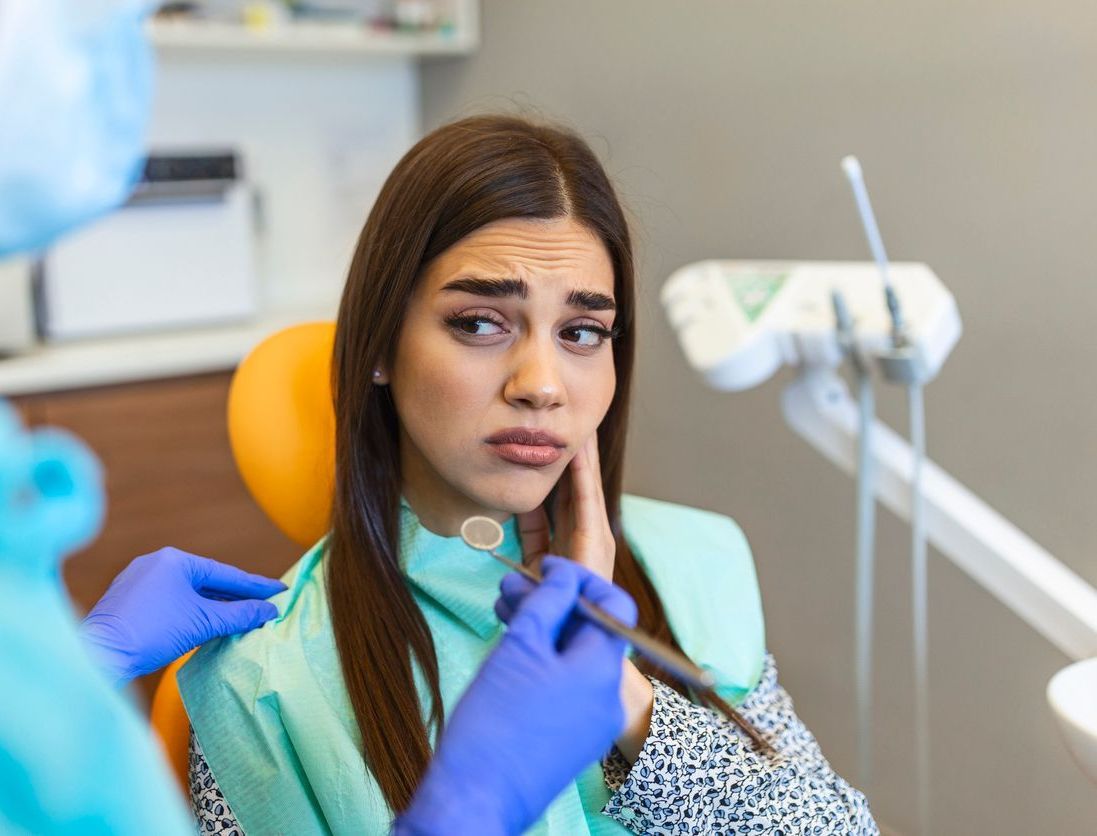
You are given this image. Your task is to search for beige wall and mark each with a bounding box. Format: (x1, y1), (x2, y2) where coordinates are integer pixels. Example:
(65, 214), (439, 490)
(421, 2), (1097, 832)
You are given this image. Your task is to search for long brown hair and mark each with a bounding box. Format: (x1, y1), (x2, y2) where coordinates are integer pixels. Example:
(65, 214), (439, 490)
(328, 114), (687, 813)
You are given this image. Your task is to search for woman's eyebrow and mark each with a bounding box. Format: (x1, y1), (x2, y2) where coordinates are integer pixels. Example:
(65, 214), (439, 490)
(441, 276), (528, 299)
(440, 276), (616, 311)
(567, 288), (616, 312)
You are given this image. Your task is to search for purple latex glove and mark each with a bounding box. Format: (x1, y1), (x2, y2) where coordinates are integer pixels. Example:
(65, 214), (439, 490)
(395, 557), (636, 836)
(80, 547), (286, 686)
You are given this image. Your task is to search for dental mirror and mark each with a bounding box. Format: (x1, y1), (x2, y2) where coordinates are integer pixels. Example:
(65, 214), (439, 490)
(460, 515), (505, 552)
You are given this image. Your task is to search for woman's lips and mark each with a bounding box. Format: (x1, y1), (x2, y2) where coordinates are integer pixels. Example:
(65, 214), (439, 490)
(485, 428), (566, 468)
(488, 442), (563, 467)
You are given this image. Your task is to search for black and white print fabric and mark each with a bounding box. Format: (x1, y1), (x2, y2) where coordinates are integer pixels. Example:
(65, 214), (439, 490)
(601, 653), (877, 834)
(189, 731), (242, 835)
(188, 653), (876, 834)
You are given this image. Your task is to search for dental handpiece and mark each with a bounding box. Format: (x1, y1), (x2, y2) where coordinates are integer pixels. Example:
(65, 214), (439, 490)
(460, 516), (775, 755)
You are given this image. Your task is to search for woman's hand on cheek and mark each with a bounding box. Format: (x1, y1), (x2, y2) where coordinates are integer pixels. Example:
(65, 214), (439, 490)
(517, 434), (615, 580)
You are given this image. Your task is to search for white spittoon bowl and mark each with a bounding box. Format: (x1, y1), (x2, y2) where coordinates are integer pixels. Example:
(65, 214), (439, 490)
(1047, 657), (1097, 784)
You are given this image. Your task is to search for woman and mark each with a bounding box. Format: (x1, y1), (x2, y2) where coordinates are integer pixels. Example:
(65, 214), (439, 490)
(180, 115), (877, 835)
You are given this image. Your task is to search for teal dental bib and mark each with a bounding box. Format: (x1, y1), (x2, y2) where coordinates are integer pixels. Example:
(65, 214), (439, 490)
(179, 494), (765, 834)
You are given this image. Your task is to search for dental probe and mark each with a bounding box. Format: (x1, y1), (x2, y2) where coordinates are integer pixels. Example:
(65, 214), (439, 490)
(460, 516), (775, 755)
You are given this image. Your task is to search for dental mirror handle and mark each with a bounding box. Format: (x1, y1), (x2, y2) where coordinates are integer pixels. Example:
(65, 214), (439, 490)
(485, 546), (775, 755)
(489, 550), (715, 689)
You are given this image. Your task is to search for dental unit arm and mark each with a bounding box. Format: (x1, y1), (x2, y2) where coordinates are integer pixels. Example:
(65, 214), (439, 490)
(662, 257), (1097, 658)
(661, 257), (1097, 794)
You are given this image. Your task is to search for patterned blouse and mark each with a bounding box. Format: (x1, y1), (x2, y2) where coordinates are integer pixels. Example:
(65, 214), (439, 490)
(189, 654), (877, 834)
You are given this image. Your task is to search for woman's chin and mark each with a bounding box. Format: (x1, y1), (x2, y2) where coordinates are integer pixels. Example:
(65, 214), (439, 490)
(472, 480), (554, 517)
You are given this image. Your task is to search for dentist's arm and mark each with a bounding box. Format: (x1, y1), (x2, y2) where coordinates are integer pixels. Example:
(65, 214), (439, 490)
(80, 548), (286, 687)
(395, 557), (636, 836)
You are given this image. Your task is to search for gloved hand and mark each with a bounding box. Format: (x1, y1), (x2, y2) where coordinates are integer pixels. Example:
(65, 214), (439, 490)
(395, 557), (636, 836)
(80, 547), (286, 686)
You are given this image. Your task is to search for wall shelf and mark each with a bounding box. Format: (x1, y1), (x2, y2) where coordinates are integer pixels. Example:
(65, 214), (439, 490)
(148, 1), (479, 57)
(0, 300), (339, 397)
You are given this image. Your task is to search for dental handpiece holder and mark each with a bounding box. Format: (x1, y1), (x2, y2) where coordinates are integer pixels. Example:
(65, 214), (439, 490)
(660, 259), (962, 392)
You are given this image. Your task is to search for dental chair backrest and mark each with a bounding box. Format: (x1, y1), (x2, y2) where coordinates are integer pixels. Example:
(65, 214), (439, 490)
(150, 321), (337, 787)
(227, 321), (337, 549)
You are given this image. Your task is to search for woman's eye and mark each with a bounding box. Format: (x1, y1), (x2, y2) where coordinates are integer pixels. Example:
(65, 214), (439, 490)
(560, 325), (615, 349)
(446, 315), (506, 337)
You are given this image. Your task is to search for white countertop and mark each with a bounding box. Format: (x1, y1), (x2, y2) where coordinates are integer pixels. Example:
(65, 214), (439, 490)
(0, 303), (338, 397)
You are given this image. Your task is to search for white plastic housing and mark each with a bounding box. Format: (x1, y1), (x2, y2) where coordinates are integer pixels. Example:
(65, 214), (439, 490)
(661, 260), (962, 391)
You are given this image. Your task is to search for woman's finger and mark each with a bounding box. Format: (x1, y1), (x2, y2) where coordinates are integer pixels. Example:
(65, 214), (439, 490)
(517, 505), (551, 568)
(552, 468), (574, 521)
(568, 435), (614, 578)
(584, 434), (608, 532)
(586, 434), (614, 543)
(569, 437), (599, 537)
(550, 470), (574, 555)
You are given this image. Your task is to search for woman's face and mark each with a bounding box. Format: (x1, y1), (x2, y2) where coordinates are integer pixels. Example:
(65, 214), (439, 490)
(388, 215), (618, 535)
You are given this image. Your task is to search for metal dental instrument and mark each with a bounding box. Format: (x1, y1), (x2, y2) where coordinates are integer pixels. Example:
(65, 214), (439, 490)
(460, 515), (711, 687)
(460, 515), (775, 755)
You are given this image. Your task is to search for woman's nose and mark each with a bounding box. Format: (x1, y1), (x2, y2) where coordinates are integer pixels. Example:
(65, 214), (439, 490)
(503, 339), (567, 410)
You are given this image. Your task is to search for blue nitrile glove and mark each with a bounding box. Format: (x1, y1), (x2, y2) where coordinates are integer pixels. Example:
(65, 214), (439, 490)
(80, 548), (286, 686)
(395, 557), (637, 836)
